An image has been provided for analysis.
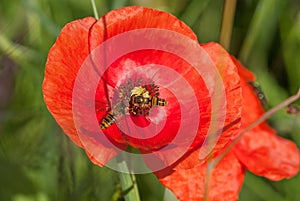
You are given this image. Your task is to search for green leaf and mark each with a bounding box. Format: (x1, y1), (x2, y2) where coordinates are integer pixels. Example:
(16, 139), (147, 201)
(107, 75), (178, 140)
(243, 172), (287, 201)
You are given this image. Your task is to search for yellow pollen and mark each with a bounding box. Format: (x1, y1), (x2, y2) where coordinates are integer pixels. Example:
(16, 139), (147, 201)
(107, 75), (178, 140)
(130, 87), (150, 98)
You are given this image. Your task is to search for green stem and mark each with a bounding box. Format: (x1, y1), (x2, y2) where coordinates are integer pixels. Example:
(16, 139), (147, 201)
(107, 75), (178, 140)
(90, 0), (99, 19)
(204, 88), (300, 200)
(219, 0), (237, 50)
(211, 88), (300, 169)
(118, 160), (141, 201)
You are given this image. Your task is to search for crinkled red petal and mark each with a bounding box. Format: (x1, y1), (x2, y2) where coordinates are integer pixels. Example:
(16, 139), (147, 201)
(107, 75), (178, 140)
(43, 17), (127, 166)
(158, 151), (245, 201)
(231, 56), (300, 180)
(234, 59), (256, 81)
(88, 6), (197, 50)
(198, 42), (242, 158)
(43, 17), (97, 147)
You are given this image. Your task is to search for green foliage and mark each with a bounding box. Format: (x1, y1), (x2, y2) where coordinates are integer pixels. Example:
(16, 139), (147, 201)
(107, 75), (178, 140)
(0, 0), (299, 200)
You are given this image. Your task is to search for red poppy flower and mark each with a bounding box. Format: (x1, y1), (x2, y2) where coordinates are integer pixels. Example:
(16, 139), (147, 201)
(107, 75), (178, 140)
(42, 5), (299, 201)
(157, 42), (300, 201)
(43, 6), (242, 170)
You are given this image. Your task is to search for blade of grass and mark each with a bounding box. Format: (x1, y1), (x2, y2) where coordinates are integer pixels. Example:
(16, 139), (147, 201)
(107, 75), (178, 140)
(219, 0), (237, 50)
(281, 9), (300, 93)
(239, 0), (285, 63)
(23, 0), (60, 37)
(281, 173), (300, 201)
(180, 0), (211, 26)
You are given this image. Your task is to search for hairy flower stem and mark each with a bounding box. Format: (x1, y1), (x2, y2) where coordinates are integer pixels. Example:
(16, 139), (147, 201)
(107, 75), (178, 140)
(118, 160), (141, 201)
(204, 88), (300, 200)
(90, 0), (99, 19)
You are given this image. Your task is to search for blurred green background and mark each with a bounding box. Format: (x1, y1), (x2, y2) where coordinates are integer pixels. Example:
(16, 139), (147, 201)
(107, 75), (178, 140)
(0, 0), (299, 200)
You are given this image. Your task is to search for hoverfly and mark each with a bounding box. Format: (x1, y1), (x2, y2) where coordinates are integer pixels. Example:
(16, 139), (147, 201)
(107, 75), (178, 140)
(100, 86), (167, 129)
(99, 102), (126, 130)
(100, 111), (117, 129)
(151, 96), (168, 106)
(129, 95), (167, 116)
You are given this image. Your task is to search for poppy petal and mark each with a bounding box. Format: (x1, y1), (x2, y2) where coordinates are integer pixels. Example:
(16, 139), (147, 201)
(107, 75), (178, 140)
(198, 42), (242, 159)
(89, 6), (199, 148)
(234, 125), (300, 180)
(43, 17), (97, 147)
(231, 57), (300, 180)
(43, 17), (127, 166)
(43, 6), (205, 168)
(88, 6), (197, 51)
(158, 151), (245, 201)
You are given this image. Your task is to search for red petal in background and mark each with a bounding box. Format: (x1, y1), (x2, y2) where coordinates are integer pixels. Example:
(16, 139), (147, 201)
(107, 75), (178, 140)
(231, 56), (300, 180)
(234, 125), (300, 180)
(158, 151), (245, 201)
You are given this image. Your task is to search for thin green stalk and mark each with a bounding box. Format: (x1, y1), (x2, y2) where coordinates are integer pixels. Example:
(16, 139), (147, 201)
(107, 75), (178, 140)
(212, 88), (300, 169)
(203, 155), (213, 201)
(204, 88), (300, 200)
(90, 0), (99, 19)
(118, 160), (141, 201)
(219, 0), (237, 50)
